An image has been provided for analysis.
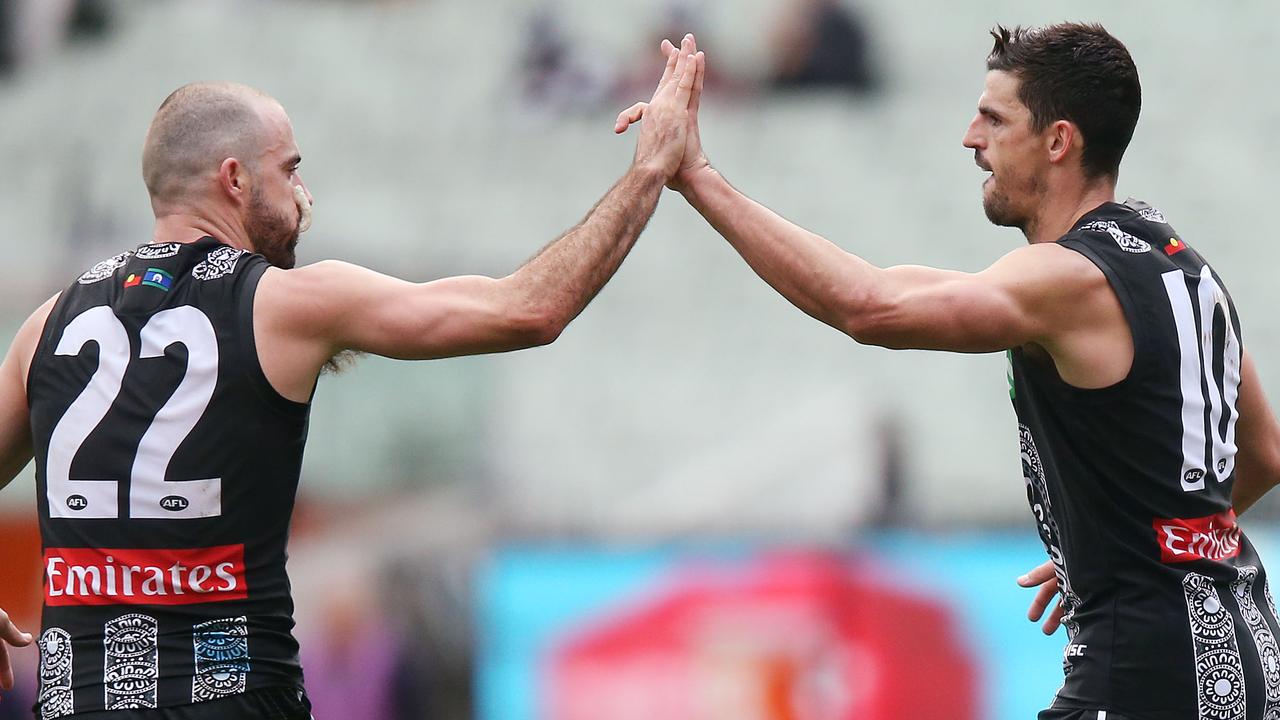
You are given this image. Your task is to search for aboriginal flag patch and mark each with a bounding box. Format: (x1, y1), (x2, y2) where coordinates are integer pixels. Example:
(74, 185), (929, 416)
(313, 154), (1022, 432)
(128, 267), (174, 291)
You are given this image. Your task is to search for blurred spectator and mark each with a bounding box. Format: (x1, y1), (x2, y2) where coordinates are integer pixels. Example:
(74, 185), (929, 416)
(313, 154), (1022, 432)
(520, 4), (612, 114)
(769, 0), (878, 93)
(613, 1), (748, 105)
(0, 1), (12, 75)
(0, 0), (114, 76)
(302, 584), (399, 720)
(383, 560), (473, 720)
(67, 0), (114, 42)
(0, 655), (34, 720)
(871, 413), (907, 529)
(301, 559), (472, 720)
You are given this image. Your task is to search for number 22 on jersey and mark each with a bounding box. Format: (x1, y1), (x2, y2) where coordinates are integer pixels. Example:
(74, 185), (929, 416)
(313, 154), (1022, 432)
(46, 305), (222, 519)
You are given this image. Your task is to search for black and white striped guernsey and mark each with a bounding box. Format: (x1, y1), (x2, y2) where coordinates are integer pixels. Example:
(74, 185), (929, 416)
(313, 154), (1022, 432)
(27, 237), (311, 717)
(1011, 200), (1280, 720)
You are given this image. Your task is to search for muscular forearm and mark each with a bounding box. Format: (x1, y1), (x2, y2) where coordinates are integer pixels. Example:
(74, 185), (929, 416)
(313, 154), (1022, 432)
(680, 166), (886, 336)
(511, 164), (666, 333)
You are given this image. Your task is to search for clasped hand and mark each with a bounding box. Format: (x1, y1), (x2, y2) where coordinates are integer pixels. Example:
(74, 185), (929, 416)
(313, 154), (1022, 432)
(617, 34), (709, 191)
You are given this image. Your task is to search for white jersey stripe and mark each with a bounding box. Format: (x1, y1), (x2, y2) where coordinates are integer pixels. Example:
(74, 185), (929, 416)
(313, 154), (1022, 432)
(1162, 270), (1208, 491)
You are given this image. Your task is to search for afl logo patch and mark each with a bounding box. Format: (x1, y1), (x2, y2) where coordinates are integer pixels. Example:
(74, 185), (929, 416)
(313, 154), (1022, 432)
(65, 495), (88, 511)
(160, 496), (190, 512)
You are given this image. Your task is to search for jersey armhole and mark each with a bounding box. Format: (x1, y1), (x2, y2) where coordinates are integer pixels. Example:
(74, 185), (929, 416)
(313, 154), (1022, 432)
(1055, 237), (1153, 393)
(237, 259), (312, 416)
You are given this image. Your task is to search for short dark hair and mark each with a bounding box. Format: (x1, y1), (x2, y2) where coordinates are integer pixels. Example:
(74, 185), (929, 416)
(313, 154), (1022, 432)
(987, 23), (1141, 180)
(142, 82), (270, 205)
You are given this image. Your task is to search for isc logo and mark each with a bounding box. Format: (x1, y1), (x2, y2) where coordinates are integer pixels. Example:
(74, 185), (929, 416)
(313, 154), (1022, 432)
(160, 496), (190, 512)
(65, 495), (88, 511)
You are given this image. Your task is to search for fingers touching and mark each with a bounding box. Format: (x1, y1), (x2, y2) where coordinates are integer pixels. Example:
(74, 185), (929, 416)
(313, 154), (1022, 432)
(691, 51), (706, 117)
(674, 49), (700, 108)
(617, 34), (703, 135)
(657, 40), (680, 90)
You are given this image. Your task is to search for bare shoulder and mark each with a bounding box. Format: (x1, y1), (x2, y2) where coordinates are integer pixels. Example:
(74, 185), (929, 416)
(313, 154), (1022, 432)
(257, 260), (360, 298)
(980, 242), (1123, 353)
(982, 242), (1111, 305)
(986, 242), (1106, 281)
(254, 260), (364, 326)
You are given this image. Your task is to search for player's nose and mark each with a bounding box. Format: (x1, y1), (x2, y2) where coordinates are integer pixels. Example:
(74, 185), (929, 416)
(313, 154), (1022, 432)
(962, 115), (983, 150)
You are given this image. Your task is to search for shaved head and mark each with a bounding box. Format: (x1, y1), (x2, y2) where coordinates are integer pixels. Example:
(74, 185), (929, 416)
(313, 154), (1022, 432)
(142, 81), (275, 208)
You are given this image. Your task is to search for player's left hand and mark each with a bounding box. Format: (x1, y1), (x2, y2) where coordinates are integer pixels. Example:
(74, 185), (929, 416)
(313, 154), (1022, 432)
(0, 607), (33, 694)
(1018, 559), (1065, 635)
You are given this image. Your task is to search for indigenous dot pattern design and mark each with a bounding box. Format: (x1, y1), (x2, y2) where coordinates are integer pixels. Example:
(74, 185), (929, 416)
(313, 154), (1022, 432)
(103, 613), (159, 710)
(191, 616), (251, 702)
(191, 247), (246, 281)
(1080, 219), (1152, 254)
(37, 628), (74, 719)
(1019, 424), (1082, 651)
(1184, 573), (1246, 720)
(1138, 205), (1168, 224)
(135, 243), (182, 260)
(1234, 567), (1280, 719)
(76, 251), (134, 284)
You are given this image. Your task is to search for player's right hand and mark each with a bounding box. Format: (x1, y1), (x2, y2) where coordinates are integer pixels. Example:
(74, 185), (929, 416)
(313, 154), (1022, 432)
(616, 37), (709, 191)
(1018, 559), (1064, 635)
(0, 607), (33, 693)
(620, 34), (704, 181)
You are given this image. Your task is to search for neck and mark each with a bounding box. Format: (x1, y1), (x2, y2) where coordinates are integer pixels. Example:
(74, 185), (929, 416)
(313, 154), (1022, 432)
(1023, 176), (1117, 245)
(151, 207), (253, 252)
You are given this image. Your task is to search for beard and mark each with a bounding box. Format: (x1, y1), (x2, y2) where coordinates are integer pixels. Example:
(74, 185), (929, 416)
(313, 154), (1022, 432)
(245, 187), (301, 269)
(981, 170), (1043, 232)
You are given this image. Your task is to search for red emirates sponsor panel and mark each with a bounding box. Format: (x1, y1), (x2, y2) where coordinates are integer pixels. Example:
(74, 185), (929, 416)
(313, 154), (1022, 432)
(44, 545), (248, 606)
(1153, 510), (1241, 563)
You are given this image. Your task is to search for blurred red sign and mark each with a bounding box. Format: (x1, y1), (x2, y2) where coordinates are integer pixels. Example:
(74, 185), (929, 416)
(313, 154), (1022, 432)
(548, 551), (979, 720)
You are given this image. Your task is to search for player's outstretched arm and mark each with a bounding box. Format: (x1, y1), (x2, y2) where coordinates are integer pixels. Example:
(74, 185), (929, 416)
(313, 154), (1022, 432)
(255, 36), (704, 383)
(0, 295), (58, 492)
(677, 170), (1113, 357)
(1231, 351), (1280, 514)
(619, 47), (1115, 358)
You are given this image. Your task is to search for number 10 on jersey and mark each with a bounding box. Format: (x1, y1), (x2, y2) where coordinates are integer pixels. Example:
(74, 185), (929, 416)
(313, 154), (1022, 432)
(1161, 266), (1242, 492)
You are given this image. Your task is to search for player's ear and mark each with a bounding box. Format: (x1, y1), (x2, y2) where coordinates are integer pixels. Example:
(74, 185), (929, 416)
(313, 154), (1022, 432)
(218, 158), (249, 204)
(1046, 120), (1076, 165)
